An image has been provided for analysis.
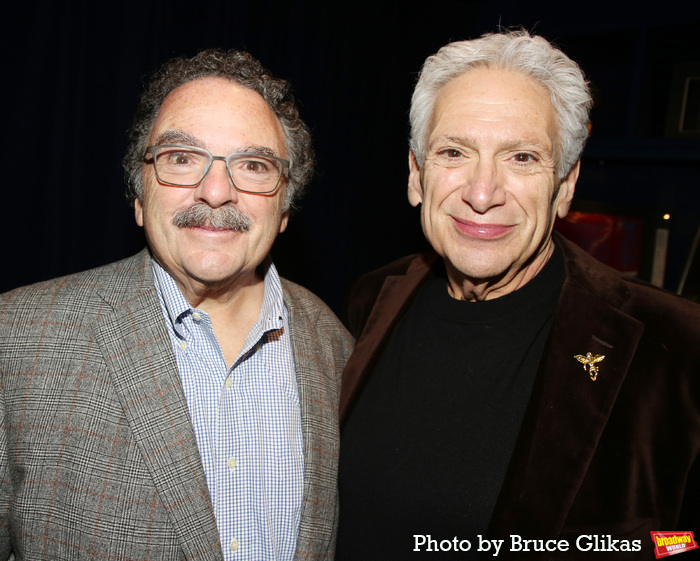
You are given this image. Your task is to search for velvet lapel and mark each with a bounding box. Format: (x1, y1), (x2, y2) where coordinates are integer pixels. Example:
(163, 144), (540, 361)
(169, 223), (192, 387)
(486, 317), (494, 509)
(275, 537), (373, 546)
(340, 256), (435, 425)
(93, 252), (224, 560)
(488, 241), (645, 538)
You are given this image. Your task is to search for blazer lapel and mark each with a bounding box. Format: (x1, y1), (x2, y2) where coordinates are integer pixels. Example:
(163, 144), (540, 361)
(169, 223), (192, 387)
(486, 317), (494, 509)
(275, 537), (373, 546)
(340, 259), (433, 425)
(287, 308), (336, 557)
(93, 255), (224, 560)
(488, 268), (645, 538)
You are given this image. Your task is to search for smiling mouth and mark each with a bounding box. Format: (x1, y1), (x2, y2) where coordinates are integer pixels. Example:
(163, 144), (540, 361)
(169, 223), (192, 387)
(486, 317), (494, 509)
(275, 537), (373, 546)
(452, 217), (512, 239)
(189, 225), (240, 232)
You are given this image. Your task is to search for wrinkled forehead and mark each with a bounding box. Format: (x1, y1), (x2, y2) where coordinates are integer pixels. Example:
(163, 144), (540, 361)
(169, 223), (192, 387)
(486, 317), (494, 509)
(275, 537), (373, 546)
(150, 77), (286, 157)
(429, 68), (560, 156)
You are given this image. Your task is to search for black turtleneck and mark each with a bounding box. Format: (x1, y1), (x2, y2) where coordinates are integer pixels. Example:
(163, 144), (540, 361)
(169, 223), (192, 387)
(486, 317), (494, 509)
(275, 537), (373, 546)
(337, 246), (565, 560)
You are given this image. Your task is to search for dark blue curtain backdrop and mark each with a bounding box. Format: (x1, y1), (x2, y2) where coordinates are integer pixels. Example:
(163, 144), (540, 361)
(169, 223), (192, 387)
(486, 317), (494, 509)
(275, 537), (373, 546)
(6, 1), (700, 315)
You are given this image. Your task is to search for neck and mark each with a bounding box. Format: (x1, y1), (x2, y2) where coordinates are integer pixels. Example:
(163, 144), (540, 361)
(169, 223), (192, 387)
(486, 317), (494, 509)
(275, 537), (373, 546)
(446, 241), (555, 302)
(165, 265), (267, 366)
(176, 268), (264, 313)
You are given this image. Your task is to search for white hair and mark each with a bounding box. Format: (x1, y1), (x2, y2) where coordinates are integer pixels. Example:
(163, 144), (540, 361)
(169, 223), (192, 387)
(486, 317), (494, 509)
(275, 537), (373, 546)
(409, 29), (593, 180)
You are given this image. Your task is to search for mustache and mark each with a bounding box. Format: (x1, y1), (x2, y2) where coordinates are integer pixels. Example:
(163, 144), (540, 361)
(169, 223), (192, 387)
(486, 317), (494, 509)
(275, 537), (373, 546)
(171, 203), (252, 232)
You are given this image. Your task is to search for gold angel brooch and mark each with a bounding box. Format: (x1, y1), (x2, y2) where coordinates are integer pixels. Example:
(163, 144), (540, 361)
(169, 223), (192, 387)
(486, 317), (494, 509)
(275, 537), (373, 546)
(574, 352), (606, 381)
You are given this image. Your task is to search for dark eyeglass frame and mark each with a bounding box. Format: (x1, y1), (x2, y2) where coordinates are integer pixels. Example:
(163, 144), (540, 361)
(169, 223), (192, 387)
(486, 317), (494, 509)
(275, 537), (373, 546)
(144, 144), (290, 195)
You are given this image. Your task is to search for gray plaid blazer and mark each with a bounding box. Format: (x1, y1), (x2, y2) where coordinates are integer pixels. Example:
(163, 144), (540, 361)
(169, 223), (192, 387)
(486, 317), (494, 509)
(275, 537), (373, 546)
(0, 249), (353, 561)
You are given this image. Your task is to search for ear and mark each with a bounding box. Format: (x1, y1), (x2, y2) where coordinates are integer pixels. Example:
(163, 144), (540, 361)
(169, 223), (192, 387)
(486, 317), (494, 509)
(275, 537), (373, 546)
(555, 160), (580, 219)
(278, 210), (289, 234)
(407, 150), (424, 207)
(134, 197), (144, 227)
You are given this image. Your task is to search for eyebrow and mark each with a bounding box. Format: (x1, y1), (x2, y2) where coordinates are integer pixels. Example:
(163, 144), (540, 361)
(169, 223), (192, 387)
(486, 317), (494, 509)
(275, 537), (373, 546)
(153, 130), (204, 147)
(429, 134), (552, 154)
(152, 130), (282, 158)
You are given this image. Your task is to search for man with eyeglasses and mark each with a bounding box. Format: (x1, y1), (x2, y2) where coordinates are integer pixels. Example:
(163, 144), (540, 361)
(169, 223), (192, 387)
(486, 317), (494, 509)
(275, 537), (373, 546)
(0, 50), (352, 561)
(337, 30), (700, 559)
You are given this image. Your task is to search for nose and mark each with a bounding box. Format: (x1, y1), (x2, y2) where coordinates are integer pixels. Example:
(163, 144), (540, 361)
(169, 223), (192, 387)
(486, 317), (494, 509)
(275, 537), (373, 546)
(195, 158), (238, 208)
(460, 157), (505, 214)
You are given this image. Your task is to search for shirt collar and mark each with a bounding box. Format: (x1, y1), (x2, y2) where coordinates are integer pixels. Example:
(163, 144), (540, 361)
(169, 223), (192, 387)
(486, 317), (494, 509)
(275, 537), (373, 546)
(255, 258), (287, 336)
(152, 258), (286, 341)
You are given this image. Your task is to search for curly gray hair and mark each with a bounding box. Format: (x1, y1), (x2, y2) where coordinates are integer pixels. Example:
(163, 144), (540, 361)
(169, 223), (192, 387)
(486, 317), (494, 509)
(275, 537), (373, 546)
(409, 29), (593, 181)
(123, 49), (314, 211)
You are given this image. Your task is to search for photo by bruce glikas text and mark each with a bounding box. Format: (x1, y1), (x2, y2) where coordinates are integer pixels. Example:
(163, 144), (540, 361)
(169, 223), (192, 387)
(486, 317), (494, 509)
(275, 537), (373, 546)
(413, 534), (642, 555)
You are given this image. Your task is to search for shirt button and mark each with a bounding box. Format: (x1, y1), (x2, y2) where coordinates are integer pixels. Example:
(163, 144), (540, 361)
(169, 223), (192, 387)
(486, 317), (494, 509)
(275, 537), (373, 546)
(179, 340), (187, 351)
(230, 539), (239, 552)
(192, 312), (202, 322)
(227, 457), (238, 470)
(225, 377), (233, 388)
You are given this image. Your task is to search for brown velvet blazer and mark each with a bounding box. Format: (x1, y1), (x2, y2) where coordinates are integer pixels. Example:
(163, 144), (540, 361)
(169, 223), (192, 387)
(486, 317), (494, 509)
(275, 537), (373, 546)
(340, 233), (700, 558)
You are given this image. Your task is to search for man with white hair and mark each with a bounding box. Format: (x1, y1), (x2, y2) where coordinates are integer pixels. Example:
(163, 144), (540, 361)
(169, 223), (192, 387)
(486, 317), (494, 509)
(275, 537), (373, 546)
(337, 30), (700, 559)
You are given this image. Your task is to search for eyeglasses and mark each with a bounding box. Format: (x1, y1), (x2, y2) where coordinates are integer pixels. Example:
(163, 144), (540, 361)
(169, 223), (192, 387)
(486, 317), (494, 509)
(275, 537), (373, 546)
(144, 145), (289, 194)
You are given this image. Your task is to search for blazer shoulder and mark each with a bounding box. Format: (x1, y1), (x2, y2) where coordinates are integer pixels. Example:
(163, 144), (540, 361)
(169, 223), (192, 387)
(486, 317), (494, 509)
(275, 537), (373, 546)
(622, 275), (700, 342)
(280, 278), (353, 395)
(281, 278), (352, 343)
(558, 233), (700, 348)
(352, 252), (436, 293)
(346, 252), (438, 336)
(0, 251), (152, 329)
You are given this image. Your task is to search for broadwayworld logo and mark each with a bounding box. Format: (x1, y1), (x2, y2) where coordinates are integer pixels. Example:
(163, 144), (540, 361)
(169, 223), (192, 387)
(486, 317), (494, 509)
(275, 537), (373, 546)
(650, 531), (698, 558)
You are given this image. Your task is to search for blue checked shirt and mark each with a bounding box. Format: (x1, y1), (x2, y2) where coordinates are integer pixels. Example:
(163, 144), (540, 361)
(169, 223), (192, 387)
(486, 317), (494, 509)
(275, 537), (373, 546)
(152, 260), (303, 560)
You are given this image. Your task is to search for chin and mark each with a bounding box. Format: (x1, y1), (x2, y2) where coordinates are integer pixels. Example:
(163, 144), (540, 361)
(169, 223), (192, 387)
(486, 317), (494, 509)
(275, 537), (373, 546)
(448, 247), (513, 276)
(185, 257), (247, 281)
